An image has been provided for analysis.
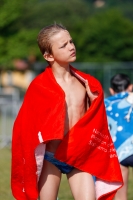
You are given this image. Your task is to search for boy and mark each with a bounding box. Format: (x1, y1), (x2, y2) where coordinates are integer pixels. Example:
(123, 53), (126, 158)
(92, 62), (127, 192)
(11, 24), (123, 200)
(105, 73), (133, 200)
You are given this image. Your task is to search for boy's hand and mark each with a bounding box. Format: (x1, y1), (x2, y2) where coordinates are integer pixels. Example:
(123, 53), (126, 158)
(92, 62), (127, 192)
(85, 80), (98, 103)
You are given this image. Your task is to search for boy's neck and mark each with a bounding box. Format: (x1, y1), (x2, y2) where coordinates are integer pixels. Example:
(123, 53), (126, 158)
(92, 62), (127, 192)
(126, 92), (133, 104)
(51, 63), (72, 79)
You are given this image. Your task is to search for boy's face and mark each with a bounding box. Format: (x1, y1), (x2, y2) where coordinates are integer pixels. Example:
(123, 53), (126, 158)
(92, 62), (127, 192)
(46, 30), (76, 65)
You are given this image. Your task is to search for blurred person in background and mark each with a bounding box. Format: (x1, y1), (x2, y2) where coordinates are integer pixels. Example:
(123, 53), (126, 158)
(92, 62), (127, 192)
(105, 73), (133, 200)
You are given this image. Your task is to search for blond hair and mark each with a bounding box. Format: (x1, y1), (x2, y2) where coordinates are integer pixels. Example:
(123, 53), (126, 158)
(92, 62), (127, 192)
(37, 23), (66, 55)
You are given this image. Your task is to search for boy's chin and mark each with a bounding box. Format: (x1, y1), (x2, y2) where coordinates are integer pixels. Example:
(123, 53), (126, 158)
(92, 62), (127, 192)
(70, 57), (76, 62)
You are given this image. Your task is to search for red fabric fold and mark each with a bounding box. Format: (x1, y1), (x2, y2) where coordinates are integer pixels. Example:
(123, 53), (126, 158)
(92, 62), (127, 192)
(55, 67), (123, 199)
(11, 66), (123, 200)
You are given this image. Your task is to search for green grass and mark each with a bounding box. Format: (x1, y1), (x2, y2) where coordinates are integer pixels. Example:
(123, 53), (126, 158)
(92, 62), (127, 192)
(58, 175), (73, 200)
(0, 148), (14, 200)
(128, 167), (133, 200)
(0, 148), (132, 200)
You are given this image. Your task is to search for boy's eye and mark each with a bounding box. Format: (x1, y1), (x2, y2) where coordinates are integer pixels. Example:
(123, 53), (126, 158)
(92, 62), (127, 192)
(60, 43), (66, 48)
(61, 44), (66, 48)
(60, 39), (74, 48)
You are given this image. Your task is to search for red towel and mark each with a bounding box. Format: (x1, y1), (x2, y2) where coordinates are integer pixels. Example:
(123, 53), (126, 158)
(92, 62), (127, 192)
(11, 66), (123, 200)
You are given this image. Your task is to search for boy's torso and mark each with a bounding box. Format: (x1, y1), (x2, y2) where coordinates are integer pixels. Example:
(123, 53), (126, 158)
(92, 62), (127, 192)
(46, 72), (87, 153)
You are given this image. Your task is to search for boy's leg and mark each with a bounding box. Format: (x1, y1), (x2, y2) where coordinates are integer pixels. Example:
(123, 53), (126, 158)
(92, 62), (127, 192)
(38, 160), (61, 200)
(67, 168), (95, 200)
(114, 165), (129, 200)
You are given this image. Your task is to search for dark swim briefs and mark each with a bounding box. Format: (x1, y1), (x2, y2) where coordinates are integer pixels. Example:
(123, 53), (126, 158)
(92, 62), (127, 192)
(120, 154), (133, 167)
(44, 151), (74, 174)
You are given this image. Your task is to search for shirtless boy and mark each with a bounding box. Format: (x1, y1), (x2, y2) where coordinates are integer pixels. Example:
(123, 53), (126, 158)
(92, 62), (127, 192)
(37, 24), (97, 200)
(11, 23), (123, 200)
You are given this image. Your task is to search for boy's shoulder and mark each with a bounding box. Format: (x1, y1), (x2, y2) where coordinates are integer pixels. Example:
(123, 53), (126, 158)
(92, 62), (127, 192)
(70, 65), (101, 87)
(27, 67), (49, 89)
(23, 68), (48, 99)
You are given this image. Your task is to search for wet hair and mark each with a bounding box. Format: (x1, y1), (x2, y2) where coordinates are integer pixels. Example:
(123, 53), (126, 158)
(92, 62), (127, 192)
(110, 73), (131, 93)
(37, 23), (67, 55)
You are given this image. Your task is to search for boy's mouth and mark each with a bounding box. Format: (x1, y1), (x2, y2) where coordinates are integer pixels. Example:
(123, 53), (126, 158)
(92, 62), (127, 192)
(70, 51), (76, 56)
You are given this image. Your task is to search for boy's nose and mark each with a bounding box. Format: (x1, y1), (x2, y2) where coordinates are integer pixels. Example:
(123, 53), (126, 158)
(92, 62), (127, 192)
(69, 43), (75, 50)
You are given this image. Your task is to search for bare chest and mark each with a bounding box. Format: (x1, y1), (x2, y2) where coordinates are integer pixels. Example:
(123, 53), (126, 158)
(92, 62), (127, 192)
(58, 77), (86, 107)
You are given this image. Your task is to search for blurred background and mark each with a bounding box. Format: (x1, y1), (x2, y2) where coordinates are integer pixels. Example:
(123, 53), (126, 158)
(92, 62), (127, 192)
(0, 0), (133, 199)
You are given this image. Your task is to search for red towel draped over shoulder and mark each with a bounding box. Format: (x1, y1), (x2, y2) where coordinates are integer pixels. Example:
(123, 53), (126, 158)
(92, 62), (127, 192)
(11, 66), (123, 200)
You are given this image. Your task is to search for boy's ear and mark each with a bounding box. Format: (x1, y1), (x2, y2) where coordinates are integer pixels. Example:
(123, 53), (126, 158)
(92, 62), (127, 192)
(43, 53), (54, 62)
(109, 88), (115, 95)
(127, 84), (133, 92)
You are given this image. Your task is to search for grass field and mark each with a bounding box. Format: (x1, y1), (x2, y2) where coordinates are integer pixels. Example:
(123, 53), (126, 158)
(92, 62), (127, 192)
(0, 148), (132, 200)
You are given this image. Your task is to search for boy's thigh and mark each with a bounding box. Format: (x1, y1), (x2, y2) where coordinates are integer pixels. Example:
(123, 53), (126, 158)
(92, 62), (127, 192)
(67, 168), (96, 200)
(38, 160), (61, 200)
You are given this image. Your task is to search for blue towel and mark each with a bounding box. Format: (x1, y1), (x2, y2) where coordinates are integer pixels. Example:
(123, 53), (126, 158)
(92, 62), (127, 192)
(105, 92), (133, 162)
